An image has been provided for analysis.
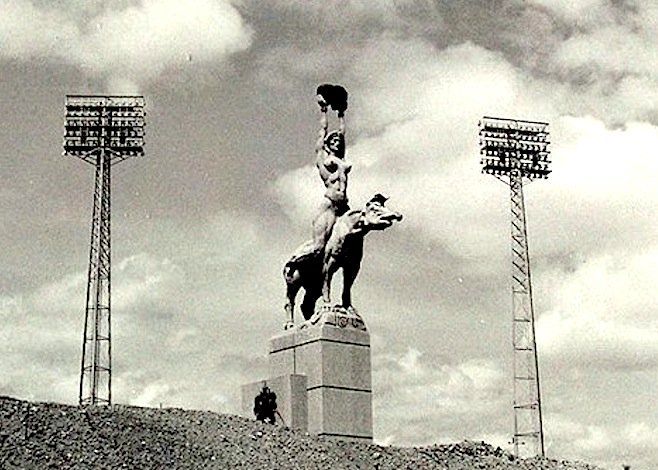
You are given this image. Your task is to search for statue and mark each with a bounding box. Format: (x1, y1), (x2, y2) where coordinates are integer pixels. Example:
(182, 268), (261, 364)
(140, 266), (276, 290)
(284, 194), (402, 325)
(282, 85), (402, 328)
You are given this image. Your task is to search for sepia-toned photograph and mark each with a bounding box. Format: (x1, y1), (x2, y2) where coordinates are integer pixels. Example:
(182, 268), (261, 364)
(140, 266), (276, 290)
(0, 1), (655, 468)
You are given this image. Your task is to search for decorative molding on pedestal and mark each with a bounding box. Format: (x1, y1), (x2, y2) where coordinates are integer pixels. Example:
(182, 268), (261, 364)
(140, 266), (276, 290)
(294, 305), (367, 332)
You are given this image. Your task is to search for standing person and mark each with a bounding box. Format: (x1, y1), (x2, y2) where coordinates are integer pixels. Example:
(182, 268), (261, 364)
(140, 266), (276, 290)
(253, 384), (277, 424)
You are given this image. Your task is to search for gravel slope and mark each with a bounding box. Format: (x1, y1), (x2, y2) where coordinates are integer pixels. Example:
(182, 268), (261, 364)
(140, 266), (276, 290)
(0, 396), (603, 469)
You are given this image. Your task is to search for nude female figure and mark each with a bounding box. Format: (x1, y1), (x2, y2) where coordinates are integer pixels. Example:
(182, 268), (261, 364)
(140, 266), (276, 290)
(312, 89), (351, 257)
(287, 85), (350, 267)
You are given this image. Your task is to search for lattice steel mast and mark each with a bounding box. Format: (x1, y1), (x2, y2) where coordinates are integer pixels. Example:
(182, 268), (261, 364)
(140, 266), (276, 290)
(64, 95), (145, 406)
(478, 116), (551, 458)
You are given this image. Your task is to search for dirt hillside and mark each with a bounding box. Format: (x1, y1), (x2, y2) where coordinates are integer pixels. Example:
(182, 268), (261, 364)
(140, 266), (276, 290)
(0, 396), (602, 469)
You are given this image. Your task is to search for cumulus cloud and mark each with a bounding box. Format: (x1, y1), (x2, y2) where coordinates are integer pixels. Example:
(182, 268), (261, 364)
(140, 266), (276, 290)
(0, 209), (282, 410)
(272, 39), (562, 266)
(0, 0), (252, 91)
(521, 1), (658, 123)
(518, 116), (658, 373)
(272, 39), (658, 359)
(268, 33), (658, 466)
(0, 252), (183, 402)
(526, 0), (611, 23)
(553, 11), (658, 86)
(112, 254), (183, 311)
(129, 381), (172, 407)
(528, 116), (658, 258)
(373, 348), (506, 446)
(537, 247), (658, 371)
(545, 413), (658, 469)
(251, 0), (443, 36)
(112, 352), (266, 412)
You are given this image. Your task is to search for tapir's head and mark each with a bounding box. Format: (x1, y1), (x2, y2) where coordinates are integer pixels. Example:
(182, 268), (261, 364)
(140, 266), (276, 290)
(359, 194), (403, 232)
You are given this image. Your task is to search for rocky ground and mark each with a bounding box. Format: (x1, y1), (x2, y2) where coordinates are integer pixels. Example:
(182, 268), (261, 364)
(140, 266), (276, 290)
(0, 396), (602, 469)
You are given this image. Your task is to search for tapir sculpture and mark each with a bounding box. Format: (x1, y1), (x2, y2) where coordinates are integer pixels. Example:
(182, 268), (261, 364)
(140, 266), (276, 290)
(283, 194), (402, 325)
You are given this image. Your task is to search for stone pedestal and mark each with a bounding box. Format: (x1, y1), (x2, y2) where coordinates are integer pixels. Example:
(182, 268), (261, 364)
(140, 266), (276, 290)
(269, 307), (372, 442)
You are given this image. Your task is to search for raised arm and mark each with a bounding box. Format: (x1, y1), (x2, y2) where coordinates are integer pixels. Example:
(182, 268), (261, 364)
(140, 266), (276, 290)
(334, 85), (348, 136)
(316, 93), (329, 154)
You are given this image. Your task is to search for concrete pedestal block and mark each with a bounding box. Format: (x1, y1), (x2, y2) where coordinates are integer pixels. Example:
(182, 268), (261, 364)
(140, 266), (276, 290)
(240, 374), (308, 431)
(269, 307), (373, 442)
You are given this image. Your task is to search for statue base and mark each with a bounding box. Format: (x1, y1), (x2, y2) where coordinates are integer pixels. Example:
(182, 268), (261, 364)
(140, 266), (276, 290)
(241, 306), (372, 442)
(269, 306), (372, 442)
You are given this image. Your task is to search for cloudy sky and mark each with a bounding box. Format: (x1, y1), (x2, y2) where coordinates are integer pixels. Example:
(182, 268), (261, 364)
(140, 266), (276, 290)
(1, 0), (657, 468)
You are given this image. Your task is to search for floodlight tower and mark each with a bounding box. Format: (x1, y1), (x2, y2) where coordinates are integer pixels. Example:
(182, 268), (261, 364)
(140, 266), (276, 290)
(478, 116), (551, 458)
(63, 95), (145, 406)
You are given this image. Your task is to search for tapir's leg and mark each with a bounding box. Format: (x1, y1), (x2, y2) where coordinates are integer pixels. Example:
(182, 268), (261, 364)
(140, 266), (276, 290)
(341, 264), (359, 309)
(301, 288), (320, 320)
(284, 267), (301, 326)
(321, 256), (339, 304)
